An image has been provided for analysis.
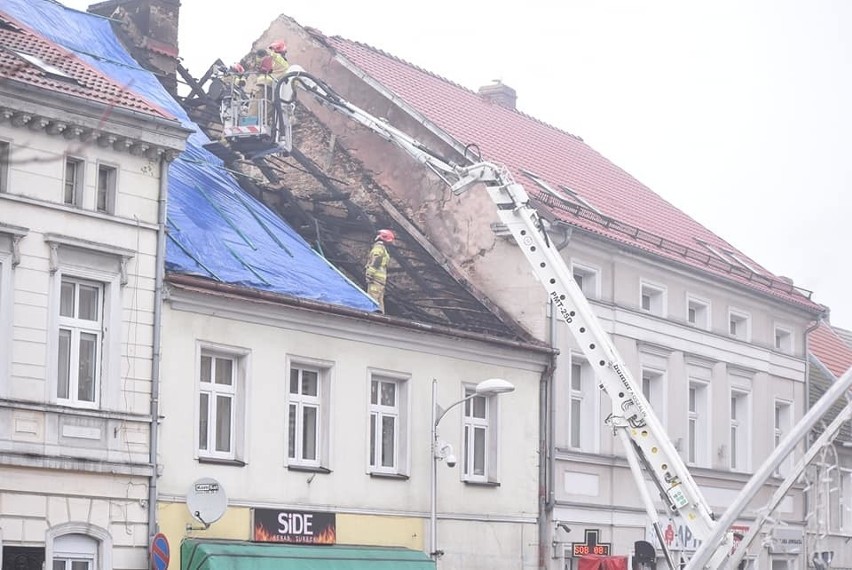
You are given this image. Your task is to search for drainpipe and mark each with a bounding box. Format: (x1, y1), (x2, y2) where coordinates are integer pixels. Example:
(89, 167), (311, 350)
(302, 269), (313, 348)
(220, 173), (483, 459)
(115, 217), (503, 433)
(539, 300), (559, 569)
(148, 154), (169, 543)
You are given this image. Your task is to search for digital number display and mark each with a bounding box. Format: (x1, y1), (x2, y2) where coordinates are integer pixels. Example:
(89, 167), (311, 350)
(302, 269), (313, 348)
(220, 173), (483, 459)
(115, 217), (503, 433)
(572, 544), (610, 556)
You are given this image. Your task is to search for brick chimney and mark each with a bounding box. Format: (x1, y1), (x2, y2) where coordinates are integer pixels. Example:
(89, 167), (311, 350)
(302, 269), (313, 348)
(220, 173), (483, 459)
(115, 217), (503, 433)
(87, 0), (181, 96)
(478, 80), (517, 110)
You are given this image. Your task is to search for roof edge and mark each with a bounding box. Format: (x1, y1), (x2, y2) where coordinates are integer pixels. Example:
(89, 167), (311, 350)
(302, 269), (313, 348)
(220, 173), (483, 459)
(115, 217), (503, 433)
(166, 273), (555, 355)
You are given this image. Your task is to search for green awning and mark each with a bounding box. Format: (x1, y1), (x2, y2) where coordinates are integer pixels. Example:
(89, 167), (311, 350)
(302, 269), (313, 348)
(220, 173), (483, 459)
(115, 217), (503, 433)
(181, 539), (436, 570)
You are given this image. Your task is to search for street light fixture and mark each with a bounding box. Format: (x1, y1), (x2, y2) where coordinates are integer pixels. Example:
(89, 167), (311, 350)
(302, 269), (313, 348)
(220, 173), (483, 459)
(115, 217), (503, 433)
(429, 377), (515, 559)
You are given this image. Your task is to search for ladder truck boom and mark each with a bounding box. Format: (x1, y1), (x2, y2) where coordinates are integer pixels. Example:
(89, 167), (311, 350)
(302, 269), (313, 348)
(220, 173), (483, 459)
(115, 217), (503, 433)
(272, 67), (730, 567)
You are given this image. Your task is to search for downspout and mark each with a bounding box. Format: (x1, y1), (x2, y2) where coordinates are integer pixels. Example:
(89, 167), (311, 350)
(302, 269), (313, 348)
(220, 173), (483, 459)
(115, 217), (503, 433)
(148, 154), (169, 543)
(539, 300), (559, 569)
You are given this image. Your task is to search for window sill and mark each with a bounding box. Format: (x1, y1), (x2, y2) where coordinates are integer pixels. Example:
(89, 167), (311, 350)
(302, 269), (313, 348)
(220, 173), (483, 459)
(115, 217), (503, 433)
(463, 480), (500, 488)
(287, 464), (331, 474)
(198, 456), (246, 467)
(369, 471), (409, 481)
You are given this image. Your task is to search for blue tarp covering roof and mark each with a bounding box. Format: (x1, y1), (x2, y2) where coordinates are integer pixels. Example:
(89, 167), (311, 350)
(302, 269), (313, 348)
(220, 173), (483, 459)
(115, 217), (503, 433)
(7, 0), (378, 312)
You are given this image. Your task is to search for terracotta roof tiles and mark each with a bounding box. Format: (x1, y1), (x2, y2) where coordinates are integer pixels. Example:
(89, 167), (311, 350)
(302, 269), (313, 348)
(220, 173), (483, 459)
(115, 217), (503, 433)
(0, 12), (169, 119)
(810, 322), (852, 378)
(323, 35), (821, 312)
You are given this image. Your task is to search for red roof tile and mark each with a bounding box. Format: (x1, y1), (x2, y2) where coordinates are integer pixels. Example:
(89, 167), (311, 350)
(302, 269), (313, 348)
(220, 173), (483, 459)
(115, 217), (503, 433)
(0, 12), (169, 119)
(322, 35), (821, 312)
(810, 322), (852, 378)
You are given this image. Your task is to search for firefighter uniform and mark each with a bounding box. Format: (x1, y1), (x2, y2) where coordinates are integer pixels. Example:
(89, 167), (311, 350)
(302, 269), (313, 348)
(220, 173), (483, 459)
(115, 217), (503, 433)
(365, 239), (391, 313)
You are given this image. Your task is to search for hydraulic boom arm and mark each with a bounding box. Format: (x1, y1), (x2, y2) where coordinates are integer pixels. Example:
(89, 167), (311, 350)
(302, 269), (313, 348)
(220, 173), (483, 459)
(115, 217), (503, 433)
(278, 67), (733, 566)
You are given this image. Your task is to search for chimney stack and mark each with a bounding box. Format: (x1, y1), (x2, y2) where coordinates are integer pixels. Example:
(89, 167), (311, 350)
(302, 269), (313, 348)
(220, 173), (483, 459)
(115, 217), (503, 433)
(87, 0), (181, 96)
(478, 80), (517, 110)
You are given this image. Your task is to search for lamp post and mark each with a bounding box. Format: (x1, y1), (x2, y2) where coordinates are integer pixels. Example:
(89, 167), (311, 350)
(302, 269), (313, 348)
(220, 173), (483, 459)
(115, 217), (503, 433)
(429, 377), (515, 560)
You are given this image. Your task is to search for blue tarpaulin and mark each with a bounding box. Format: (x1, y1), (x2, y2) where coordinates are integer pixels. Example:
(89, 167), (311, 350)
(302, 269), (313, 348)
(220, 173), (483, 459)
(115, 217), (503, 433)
(7, 0), (378, 312)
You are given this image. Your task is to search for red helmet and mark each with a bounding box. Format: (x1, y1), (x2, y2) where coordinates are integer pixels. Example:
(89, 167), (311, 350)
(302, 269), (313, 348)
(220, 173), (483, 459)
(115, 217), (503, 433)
(268, 40), (287, 54)
(229, 63), (245, 74)
(376, 229), (395, 243)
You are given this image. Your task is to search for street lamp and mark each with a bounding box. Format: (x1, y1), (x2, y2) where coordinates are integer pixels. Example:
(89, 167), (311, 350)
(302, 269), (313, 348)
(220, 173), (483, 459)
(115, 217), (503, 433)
(429, 377), (515, 559)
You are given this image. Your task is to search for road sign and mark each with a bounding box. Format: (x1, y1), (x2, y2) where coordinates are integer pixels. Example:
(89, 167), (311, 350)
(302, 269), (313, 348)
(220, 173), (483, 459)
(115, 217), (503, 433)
(151, 533), (170, 570)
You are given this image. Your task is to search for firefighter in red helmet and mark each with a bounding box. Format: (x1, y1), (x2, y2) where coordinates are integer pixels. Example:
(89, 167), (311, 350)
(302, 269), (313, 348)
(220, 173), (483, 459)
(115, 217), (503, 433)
(365, 229), (395, 313)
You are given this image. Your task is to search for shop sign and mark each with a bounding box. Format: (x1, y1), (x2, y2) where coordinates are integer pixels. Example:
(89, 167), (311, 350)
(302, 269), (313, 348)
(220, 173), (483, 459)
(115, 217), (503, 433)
(647, 518), (749, 553)
(769, 528), (803, 554)
(253, 508), (336, 544)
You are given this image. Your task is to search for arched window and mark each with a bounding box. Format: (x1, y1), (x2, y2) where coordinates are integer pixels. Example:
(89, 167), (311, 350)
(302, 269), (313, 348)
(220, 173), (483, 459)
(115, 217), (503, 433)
(53, 534), (97, 570)
(46, 523), (112, 570)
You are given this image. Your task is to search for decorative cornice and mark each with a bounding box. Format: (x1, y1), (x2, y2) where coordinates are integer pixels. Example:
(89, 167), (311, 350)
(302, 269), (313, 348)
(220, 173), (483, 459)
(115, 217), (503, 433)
(0, 104), (181, 159)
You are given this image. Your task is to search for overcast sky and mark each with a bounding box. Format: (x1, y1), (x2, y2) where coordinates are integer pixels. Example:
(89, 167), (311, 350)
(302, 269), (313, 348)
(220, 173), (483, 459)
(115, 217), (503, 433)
(63, 0), (852, 328)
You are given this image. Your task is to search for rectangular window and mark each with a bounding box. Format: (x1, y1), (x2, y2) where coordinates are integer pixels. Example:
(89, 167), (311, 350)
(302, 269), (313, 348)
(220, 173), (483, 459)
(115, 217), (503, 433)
(463, 386), (489, 480)
(198, 352), (239, 459)
(57, 278), (103, 406)
(729, 309), (751, 341)
(0, 140), (9, 193)
(730, 390), (750, 471)
(96, 164), (117, 214)
(641, 368), (665, 423)
(640, 281), (666, 316)
(774, 401), (792, 476)
(64, 158), (84, 207)
(289, 365), (321, 466)
(370, 375), (410, 474)
(687, 381), (709, 466)
(686, 295), (710, 329)
(572, 262), (600, 299)
(774, 326), (793, 353)
(568, 357), (597, 451)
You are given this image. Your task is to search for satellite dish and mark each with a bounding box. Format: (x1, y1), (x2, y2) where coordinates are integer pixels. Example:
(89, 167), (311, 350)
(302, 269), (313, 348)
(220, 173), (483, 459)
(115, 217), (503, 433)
(186, 478), (227, 526)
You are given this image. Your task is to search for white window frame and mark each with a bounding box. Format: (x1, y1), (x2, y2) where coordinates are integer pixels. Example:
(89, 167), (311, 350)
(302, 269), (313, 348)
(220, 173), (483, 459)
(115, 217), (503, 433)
(640, 280), (666, 317)
(773, 400), (792, 477)
(571, 260), (601, 300)
(45, 523), (112, 570)
(286, 356), (332, 469)
(367, 370), (410, 476)
(64, 156), (85, 207)
(686, 294), (711, 330)
(196, 344), (249, 462)
(45, 236), (132, 410)
(773, 325), (793, 354)
(95, 162), (117, 214)
(0, 139), (9, 193)
(641, 367), (667, 428)
(0, 230), (22, 396)
(729, 388), (751, 472)
(687, 380), (710, 467)
(728, 308), (751, 341)
(57, 277), (103, 408)
(568, 354), (599, 452)
(461, 382), (503, 483)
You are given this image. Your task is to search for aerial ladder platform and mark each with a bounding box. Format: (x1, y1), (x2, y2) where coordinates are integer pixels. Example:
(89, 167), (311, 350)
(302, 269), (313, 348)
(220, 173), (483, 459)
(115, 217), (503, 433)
(212, 63), (852, 568)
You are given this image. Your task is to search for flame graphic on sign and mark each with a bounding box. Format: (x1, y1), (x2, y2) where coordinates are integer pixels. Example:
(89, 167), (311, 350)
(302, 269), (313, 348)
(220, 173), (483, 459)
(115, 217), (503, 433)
(253, 523), (336, 544)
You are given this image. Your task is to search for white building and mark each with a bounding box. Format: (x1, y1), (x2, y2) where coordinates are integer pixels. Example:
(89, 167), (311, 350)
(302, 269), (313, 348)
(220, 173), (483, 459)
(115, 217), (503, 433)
(0, 3), (187, 570)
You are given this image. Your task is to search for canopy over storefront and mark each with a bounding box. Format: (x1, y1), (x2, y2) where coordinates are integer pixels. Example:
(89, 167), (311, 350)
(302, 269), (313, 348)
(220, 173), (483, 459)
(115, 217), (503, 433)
(181, 539), (436, 570)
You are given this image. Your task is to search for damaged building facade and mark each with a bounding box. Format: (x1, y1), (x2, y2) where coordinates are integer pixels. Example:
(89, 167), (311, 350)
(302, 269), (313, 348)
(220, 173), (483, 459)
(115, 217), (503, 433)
(213, 16), (828, 570)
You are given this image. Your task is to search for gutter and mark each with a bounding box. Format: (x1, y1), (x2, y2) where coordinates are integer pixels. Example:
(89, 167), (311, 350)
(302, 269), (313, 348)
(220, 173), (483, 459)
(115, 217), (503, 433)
(165, 274), (556, 356)
(148, 154), (169, 544)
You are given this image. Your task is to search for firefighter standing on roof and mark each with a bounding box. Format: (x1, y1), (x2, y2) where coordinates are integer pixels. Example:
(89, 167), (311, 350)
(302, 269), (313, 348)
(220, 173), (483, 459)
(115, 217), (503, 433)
(365, 229), (394, 313)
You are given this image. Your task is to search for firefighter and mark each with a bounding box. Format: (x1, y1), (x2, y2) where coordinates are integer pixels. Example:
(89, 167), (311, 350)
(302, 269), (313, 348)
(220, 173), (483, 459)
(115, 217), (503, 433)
(365, 229), (395, 313)
(266, 40), (290, 81)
